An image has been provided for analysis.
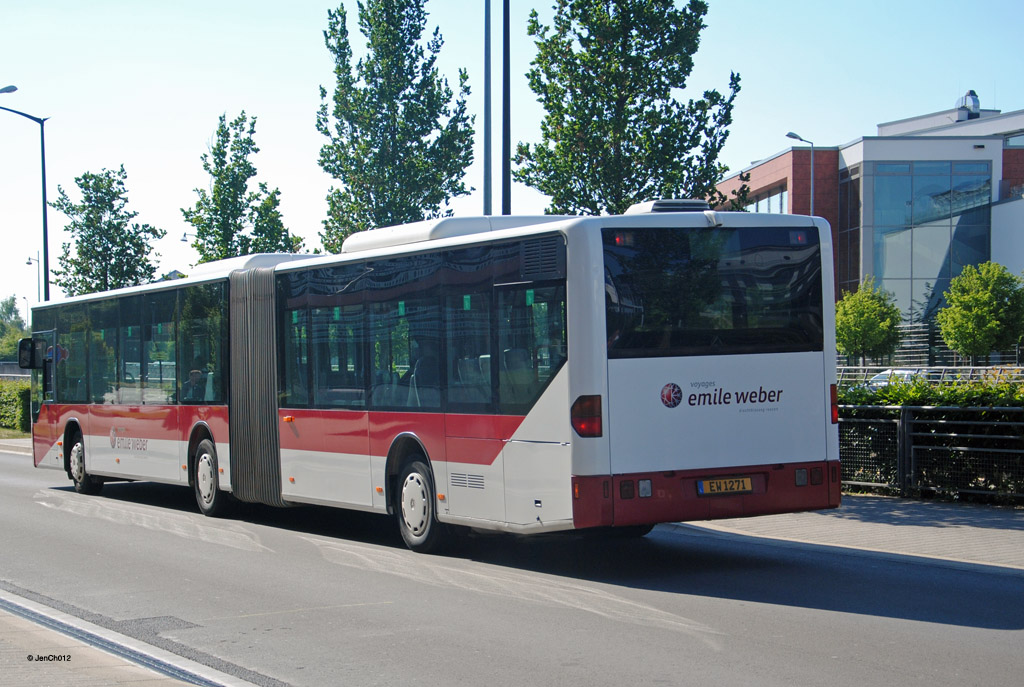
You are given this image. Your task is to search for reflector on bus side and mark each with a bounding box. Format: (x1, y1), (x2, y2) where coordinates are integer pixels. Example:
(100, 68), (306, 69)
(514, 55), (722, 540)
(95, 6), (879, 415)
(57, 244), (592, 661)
(830, 384), (838, 424)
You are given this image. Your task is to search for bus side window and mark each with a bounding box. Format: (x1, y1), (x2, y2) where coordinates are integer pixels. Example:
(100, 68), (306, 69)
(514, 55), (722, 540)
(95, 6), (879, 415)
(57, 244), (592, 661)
(497, 285), (566, 414)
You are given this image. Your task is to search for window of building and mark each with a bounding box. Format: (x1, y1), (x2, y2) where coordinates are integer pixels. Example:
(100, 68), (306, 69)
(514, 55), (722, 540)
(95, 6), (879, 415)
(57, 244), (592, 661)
(743, 186), (788, 214)
(867, 160), (991, 322)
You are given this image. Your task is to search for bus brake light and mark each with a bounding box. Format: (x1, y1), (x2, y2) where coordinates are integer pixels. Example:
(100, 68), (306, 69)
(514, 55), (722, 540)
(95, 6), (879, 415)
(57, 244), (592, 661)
(571, 395), (602, 437)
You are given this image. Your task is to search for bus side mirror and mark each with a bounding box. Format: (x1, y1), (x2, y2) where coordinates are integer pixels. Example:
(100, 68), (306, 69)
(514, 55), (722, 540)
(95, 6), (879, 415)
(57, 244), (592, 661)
(18, 338), (42, 370)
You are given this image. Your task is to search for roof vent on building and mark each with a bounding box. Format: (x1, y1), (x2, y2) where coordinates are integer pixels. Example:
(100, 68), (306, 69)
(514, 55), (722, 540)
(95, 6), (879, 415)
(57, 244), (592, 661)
(624, 199), (711, 214)
(956, 89), (981, 120)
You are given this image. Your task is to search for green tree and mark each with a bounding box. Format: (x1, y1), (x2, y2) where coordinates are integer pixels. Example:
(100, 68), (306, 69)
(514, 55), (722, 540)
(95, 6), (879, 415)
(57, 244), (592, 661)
(514, 0), (745, 215)
(0, 295), (25, 333)
(937, 261), (1024, 364)
(0, 295), (28, 360)
(51, 166), (166, 296)
(316, 0), (475, 252)
(835, 277), (902, 365)
(183, 112), (303, 264)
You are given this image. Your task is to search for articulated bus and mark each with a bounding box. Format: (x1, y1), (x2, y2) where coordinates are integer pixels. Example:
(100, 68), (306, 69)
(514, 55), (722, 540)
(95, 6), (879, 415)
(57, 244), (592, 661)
(20, 200), (840, 552)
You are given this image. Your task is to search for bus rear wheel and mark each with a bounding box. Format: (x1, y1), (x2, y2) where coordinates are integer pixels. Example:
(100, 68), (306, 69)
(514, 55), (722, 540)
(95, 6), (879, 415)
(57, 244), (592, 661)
(396, 459), (448, 553)
(193, 439), (230, 517)
(69, 433), (103, 495)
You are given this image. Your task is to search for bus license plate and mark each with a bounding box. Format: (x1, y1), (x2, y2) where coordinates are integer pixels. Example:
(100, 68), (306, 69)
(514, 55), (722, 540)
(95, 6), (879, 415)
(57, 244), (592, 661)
(697, 477), (753, 496)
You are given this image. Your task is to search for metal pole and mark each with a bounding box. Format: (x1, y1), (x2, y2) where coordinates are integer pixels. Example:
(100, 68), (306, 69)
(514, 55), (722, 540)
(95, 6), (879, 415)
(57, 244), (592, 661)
(483, 0), (492, 215)
(39, 119), (50, 300)
(501, 0), (511, 215)
(0, 105), (51, 301)
(809, 141), (815, 217)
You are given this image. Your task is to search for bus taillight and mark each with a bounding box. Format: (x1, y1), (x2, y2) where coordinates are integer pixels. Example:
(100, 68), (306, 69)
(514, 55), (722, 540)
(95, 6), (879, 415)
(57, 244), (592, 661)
(830, 384), (838, 424)
(571, 395), (602, 437)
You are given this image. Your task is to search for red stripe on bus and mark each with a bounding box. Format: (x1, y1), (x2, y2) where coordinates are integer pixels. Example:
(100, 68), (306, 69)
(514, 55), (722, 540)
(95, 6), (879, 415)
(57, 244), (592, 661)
(277, 409), (525, 466)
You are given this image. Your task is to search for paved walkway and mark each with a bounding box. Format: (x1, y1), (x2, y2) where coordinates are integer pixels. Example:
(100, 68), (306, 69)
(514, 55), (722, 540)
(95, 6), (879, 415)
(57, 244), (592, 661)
(685, 493), (1024, 571)
(3, 436), (1021, 685)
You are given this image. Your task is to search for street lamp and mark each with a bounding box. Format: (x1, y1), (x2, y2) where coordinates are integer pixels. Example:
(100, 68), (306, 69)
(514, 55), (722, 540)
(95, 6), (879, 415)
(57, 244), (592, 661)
(786, 131), (815, 217)
(1, 90), (51, 301)
(26, 253), (40, 300)
(182, 231), (196, 243)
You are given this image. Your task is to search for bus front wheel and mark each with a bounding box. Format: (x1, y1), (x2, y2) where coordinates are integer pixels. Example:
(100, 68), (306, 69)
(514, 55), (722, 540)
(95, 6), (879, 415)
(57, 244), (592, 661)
(396, 459), (448, 553)
(69, 433), (103, 495)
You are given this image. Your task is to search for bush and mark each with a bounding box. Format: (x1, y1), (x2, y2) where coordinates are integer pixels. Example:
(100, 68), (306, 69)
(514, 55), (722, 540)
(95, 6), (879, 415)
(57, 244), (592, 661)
(838, 377), (1024, 408)
(0, 379), (31, 432)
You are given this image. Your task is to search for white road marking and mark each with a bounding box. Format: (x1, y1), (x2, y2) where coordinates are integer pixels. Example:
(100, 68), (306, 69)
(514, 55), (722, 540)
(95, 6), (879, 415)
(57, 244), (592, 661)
(34, 490), (271, 553)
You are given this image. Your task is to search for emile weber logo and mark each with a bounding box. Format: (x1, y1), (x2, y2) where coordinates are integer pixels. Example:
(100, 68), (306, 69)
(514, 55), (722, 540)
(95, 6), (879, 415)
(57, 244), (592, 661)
(109, 427), (148, 451)
(661, 380), (784, 411)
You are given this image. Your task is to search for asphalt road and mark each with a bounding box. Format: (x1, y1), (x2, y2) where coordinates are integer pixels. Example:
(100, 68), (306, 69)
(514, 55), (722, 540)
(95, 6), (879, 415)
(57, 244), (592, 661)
(2, 449), (1022, 687)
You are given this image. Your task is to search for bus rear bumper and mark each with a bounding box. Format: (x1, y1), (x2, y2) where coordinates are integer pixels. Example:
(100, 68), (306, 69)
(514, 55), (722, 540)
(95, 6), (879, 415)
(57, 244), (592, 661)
(572, 460), (841, 529)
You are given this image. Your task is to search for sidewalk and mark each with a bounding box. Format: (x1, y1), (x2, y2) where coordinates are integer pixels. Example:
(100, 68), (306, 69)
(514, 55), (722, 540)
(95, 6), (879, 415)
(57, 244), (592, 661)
(682, 492), (1024, 571)
(0, 436), (31, 455)
(0, 590), (254, 687)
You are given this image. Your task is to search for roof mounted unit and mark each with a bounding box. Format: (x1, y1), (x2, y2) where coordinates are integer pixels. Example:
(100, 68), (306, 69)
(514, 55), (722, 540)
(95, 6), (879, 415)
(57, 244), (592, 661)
(624, 199), (711, 214)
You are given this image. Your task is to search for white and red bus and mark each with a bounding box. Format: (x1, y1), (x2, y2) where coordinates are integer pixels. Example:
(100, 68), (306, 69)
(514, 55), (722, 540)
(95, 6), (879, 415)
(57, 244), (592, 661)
(21, 200), (840, 552)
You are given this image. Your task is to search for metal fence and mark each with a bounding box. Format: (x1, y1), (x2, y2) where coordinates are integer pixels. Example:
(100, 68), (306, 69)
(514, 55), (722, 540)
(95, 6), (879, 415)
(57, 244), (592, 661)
(838, 405), (1024, 499)
(837, 366), (1024, 388)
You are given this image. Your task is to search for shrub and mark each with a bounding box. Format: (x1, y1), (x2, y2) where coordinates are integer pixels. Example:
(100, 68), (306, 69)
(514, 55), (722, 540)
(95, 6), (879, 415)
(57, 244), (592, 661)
(0, 379), (31, 432)
(838, 377), (1024, 408)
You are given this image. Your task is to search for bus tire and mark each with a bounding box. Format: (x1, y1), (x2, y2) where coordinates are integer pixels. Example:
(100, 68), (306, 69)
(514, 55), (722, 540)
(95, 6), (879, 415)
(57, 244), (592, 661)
(193, 439), (230, 517)
(69, 433), (103, 495)
(395, 458), (448, 553)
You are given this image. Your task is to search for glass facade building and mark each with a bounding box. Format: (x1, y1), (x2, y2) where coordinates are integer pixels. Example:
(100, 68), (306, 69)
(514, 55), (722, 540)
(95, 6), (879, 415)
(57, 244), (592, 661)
(866, 161), (991, 322)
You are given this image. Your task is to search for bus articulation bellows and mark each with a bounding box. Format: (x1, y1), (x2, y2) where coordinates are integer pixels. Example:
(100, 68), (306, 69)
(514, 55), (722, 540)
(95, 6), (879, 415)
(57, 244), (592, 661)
(21, 200), (840, 552)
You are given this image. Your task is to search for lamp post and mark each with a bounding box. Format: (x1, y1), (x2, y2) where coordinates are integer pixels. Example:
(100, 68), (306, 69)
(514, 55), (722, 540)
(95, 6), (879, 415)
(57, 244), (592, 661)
(786, 131), (815, 217)
(26, 253), (40, 300)
(1, 91), (51, 301)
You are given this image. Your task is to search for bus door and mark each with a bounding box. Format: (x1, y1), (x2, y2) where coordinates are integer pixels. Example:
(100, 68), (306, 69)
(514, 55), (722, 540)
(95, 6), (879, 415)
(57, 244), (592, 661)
(23, 330), (61, 469)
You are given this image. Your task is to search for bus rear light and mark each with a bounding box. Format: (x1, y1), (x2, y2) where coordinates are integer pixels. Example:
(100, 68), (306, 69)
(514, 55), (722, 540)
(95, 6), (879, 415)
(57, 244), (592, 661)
(810, 467), (823, 485)
(620, 480), (635, 499)
(830, 384), (838, 424)
(571, 395), (602, 437)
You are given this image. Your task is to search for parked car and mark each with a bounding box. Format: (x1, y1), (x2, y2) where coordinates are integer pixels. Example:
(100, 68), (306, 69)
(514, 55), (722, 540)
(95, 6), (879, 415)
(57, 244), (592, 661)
(864, 368), (924, 390)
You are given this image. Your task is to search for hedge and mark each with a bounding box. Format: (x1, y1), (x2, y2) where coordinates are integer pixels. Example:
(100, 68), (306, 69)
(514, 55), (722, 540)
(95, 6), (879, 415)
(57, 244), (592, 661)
(0, 380), (31, 433)
(838, 378), (1024, 408)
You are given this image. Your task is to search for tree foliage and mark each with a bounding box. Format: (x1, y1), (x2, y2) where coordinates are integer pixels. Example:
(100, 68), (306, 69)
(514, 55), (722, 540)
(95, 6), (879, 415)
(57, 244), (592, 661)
(514, 0), (746, 215)
(51, 166), (166, 296)
(182, 112), (303, 264)
(937, 261), (1024, 362)
(316, 0), (475, 252)
(0, 295), (28, 360)
(835, 277), (902, 364)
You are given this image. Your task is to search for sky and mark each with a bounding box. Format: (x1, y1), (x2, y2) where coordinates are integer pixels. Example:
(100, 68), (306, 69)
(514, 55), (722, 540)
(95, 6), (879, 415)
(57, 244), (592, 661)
(2, 0), (1023, 318)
